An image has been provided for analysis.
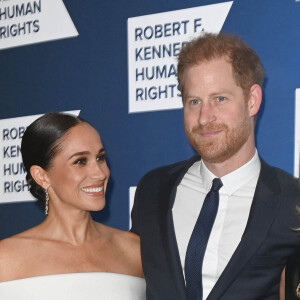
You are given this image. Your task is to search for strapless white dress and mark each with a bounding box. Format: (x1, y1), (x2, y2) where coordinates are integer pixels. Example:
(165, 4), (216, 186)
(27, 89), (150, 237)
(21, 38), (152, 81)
(0, 272), (146, 299)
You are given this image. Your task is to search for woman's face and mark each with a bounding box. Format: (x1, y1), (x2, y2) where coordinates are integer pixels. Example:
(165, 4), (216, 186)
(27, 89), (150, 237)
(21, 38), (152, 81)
(45, 122), (110, 212)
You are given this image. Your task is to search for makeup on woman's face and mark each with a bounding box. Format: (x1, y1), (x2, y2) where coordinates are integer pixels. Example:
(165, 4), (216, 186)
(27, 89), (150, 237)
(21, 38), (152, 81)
(46, 123), (110, 212)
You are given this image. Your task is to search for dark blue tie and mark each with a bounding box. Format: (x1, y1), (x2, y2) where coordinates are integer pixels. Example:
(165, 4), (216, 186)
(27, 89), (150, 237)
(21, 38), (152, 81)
(185, 178), (223, 300)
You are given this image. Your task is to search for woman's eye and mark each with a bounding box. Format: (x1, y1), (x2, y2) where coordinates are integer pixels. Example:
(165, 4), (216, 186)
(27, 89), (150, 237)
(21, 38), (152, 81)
(96, 154), (106, 162)
(74, 157), (87, 165)
(216, 96), (226, 102)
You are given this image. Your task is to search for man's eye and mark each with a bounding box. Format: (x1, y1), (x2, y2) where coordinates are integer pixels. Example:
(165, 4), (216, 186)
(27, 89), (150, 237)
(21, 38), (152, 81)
(216, 96), (226, 102)
(191, 99), (200, 105)
(74, 157), (87, 165)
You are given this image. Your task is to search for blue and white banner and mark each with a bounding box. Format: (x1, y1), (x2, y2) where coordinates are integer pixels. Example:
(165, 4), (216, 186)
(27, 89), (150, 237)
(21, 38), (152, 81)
(1, 0), (299, 238)
(0, 0), (78, 50)
(0, 110), (80, 203)
(127, 2), (233, 113)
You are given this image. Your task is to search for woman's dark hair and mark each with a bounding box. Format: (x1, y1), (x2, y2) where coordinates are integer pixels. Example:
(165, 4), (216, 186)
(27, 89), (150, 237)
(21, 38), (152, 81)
(21, 112), (87, 204)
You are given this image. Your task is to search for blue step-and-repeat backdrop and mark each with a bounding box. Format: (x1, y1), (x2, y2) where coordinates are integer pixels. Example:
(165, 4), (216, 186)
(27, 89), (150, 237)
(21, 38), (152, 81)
(1, 0), (300, 239)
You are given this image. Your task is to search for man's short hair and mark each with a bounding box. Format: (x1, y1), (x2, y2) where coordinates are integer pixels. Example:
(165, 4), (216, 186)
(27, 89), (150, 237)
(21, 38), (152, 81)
(177, 32), (265, 97)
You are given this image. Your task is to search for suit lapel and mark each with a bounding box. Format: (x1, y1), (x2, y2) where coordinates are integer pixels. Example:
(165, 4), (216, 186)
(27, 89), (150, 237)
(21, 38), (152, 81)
(207, 160), (281, 299)
(159, 155), (201, 300)
(155, 156), (280, 299)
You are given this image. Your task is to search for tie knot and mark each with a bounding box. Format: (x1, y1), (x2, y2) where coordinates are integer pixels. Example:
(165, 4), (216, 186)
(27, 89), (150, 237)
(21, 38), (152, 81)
(211, 178), (223, 192)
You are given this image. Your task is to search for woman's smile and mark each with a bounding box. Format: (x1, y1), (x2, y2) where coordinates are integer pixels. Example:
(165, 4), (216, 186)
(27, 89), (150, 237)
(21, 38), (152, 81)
(81, 185), (104, 195)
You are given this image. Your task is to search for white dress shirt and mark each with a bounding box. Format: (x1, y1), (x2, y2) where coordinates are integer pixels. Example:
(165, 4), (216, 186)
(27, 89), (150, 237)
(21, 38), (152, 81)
(172, 150), (261, 299)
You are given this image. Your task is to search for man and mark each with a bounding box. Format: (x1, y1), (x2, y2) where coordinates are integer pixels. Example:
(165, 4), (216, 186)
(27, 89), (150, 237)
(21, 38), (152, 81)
(131, 33), (300, 299)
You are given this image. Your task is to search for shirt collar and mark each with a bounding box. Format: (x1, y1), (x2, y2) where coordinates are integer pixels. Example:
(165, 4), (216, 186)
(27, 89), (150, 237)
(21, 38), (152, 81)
(200, 149), (261, 195)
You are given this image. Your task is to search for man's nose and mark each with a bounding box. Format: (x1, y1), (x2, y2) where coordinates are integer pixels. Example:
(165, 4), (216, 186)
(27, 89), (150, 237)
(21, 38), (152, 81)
(198, 102), (216, 126)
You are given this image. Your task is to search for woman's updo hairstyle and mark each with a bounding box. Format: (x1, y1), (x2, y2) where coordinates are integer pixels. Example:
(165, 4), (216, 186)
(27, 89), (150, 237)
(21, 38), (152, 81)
(21, 112), (86, 204)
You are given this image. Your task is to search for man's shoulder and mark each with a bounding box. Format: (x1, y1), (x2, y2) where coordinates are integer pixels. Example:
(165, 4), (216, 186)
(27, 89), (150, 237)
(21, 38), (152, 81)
(138, 154), (200, 184)
(260, 158), (299, 192)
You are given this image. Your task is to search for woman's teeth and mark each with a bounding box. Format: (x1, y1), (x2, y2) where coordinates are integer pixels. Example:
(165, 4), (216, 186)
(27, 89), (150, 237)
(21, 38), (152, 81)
(81, 186), (103, 193)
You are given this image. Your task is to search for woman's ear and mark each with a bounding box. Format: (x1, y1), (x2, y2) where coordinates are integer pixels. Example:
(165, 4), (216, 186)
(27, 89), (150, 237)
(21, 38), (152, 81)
(30, 165), (50, 189)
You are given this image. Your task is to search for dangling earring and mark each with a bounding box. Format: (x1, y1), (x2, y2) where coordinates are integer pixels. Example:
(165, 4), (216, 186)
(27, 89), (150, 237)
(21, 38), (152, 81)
(45, 187), (49, 215)
(296, 282), (300, 298)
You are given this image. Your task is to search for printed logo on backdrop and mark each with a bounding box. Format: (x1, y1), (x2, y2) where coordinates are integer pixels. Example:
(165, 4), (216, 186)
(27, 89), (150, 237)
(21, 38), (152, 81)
(127, 1), (233, 113)
(0, 110), (80, 204)
(0, 0), (78, 50)
(294, 89), (300, 177)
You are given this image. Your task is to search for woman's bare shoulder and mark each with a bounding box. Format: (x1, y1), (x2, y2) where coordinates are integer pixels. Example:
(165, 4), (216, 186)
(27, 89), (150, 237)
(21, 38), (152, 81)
(103, 226), (143, 277)
(0, 226), (41, 247)
(117, 230), (140, 249)
(0, 236), (23, 281)
(0, 232), (30, 255)
(116, 230), (143, 277)
(0, 228), (42, 281)
(94, 222), (140, 245)
(93, 222), (143, 277)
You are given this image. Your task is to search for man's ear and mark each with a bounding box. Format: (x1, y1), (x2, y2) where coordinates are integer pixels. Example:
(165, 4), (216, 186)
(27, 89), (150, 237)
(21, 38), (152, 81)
(30, 165), (50, 189)
(248, 84), (262, 117)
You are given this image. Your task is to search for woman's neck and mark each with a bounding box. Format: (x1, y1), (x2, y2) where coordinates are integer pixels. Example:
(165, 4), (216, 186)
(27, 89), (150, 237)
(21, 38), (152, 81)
(39, 208), (98, 246)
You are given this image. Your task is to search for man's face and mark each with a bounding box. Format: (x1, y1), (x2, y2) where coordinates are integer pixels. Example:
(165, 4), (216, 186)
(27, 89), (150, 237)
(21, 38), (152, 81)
(183, 58), (254, 164)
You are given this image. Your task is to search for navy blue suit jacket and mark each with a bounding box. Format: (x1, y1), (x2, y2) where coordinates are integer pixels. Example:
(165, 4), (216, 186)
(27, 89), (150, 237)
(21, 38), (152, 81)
(131, 155), (300, 299)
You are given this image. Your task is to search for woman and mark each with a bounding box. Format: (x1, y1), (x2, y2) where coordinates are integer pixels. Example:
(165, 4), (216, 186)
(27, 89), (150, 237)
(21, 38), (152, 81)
(0, 112), (145, 299)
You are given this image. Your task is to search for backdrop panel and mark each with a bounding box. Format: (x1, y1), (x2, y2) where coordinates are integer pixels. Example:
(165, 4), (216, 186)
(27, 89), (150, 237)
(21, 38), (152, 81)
(0, 0), (299, 239)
